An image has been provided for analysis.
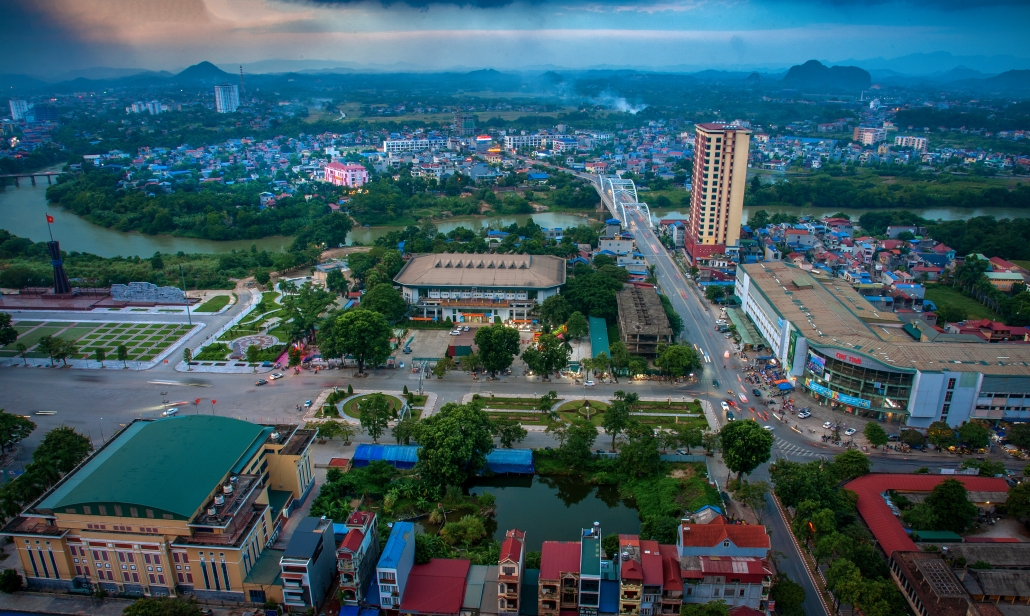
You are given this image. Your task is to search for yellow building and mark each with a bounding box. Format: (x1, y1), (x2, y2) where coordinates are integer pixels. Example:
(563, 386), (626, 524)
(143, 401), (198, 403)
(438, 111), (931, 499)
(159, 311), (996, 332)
(2, 415), (314, 604)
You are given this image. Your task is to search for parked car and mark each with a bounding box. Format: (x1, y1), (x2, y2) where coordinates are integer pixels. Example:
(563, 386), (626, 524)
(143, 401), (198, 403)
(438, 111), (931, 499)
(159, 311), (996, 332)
(823, 421), (833, 429)
(269, 373), (284, 380)
(162, 408), (179, 417)
(675, 449), (688, 455)
(403, 347), (412, 354)
(255, 379), (267, 386)
(888, 434), (900, 442)
(844, 428), (857, 436)
(463, 326), (470, 331)
(798, 410), (811, 419)
(450, 330), (462, 336)
(715, 319), (727, 325)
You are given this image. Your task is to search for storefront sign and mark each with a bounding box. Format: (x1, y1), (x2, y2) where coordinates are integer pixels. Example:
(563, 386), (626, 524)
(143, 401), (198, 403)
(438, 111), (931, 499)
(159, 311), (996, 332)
(834, 351), (863, 365)
(804, 378), (872, 409)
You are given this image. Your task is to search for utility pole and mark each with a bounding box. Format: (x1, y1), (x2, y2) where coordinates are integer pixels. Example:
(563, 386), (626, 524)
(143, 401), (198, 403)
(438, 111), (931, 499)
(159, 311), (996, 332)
(180, 265), (192, 326)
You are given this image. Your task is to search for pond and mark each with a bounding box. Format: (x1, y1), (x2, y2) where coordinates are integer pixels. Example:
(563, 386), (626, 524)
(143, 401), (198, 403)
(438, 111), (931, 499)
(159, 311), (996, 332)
(0, 176), (597, 258)
(466, 475), (640, 552)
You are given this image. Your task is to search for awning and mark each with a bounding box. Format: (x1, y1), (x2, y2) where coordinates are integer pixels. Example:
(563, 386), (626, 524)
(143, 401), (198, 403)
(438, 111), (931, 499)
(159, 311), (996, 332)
(777, 382), (794, 391)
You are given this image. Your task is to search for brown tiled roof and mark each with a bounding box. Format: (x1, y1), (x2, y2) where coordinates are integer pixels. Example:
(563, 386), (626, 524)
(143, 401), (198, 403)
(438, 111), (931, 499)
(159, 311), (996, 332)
(393, 254), (565, 289)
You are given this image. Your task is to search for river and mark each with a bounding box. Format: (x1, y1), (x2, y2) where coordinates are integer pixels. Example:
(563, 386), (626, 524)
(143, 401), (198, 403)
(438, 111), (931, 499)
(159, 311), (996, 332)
(467, 476), (640, 551)
(653, 205), (1029, 224)
(0, 179), (596, 258)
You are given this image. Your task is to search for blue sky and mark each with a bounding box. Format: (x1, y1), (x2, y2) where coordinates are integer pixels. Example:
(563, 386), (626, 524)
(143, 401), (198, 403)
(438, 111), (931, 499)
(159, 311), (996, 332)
(2, 0), (1028, 75)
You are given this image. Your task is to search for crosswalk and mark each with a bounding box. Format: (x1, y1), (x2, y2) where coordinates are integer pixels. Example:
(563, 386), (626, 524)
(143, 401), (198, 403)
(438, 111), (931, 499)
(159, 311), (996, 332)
(774, 437), (822, 459)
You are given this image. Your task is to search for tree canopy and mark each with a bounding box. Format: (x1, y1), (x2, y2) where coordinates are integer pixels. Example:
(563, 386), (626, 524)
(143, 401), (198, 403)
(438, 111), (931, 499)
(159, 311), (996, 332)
(474, 324), (522, 377)
(318, 309), (393, 373)
(414, 402), (495, 488)
(719, 421), (774, 479)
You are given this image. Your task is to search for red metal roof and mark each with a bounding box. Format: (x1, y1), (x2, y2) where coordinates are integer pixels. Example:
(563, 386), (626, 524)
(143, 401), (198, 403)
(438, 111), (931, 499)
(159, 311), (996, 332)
(328, 458), (349, 467)
(729, 607), (765, 616)
(399, 558), (471, 615)
(844, 474), (1010, 557)
(500, 529), (525, 563)
(347, 510), (373, 528)
(540, 542), (580, 580)
(640, 540), (663, 586)
(699, 556), (771, 581)
(338, 528), (364, 553)
(680, 519), (770, 550)
(658, 545), (682, 591)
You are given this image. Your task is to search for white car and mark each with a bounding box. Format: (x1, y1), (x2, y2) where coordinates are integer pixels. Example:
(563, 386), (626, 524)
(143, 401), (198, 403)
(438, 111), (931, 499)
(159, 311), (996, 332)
(162, 408), (179, 417)
(715, 319), (727, 325)
(269, 373), (284, 380)
(584, 380), (596, 387)
(798, 410), (811, 419)
(823, 421), (833, 429)
(721, 401), (730, 412)
(463, 326), (470, 331)
(763, 425), (774, 431)
(450, 330), (462, 335)
(844, 428), (857, 436)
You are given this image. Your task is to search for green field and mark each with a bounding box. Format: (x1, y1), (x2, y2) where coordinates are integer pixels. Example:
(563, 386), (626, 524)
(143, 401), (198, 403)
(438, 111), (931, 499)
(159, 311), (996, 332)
(924, 285), (1002, 321)
(0, 321), (195, 362)
(194, 294), (233, 313)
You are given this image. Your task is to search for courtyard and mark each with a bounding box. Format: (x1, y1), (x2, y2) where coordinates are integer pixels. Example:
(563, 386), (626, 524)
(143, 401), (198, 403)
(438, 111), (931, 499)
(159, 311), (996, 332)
(0, 320), (196, 363)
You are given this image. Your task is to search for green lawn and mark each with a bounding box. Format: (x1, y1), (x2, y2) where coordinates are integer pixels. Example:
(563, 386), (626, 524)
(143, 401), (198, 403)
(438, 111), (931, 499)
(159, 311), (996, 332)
(2, 320), (195, 361)
(194, 295), (233, 313)
(1011, 260), (1030, 272)
(925, 285), (1002, 321)
(342, 394), (403, 419)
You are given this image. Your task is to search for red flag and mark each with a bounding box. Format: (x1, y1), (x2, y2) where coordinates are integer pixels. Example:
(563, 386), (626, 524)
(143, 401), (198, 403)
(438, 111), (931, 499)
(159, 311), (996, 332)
(46, 214), (54, 223)
(211, 400), (217, 405)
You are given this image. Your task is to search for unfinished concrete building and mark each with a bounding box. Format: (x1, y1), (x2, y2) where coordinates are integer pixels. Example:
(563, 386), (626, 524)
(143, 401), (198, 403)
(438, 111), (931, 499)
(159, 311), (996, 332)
(616, 286), (674, 357)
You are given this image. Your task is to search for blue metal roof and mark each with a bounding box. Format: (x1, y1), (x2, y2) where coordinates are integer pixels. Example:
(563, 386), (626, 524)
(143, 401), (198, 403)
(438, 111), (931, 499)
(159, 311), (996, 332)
(485, 449), (534, 474)
(379, 522), (414, 570)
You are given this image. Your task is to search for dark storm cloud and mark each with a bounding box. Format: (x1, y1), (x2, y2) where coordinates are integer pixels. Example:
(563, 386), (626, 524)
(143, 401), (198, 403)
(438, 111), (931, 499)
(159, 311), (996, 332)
(0, 0), (101, 74)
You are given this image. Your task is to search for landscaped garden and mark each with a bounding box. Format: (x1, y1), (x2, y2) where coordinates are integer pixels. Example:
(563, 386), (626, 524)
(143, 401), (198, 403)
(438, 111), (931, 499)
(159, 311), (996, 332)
(0, 320), (195, 363)
(341, 393), (404, 419)
(193, 294), (233, 313)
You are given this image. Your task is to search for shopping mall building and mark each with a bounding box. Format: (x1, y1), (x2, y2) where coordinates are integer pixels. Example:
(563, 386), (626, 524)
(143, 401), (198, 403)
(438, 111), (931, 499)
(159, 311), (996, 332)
(736, 262), (1030, 428)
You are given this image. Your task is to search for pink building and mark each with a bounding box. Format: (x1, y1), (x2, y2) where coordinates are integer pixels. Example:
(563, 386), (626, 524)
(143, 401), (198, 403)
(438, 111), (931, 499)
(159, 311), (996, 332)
(324, 162), (369, 187)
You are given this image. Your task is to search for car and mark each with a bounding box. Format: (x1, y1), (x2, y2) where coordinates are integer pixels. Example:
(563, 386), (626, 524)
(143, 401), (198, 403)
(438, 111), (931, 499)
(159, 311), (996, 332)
(888, 434), (900, 442)
(303, 400), (313, 408)
(798, 410), (811, 419)
(463, 326), (470, 331)
(450, 330), (462, 335)
(715, 319), (727, 324)
(763, 425), (774, 431)
(584, 380), (596, 387)
(752, 388), (762, 397)
(738, 393), (748, 404)
(724, 333), (733, 338)
(255, 379), (267, 386)
(402, 347), (412, 354)
(721, 401), (730, 411)
(269, 373), (284, 380)
(712, 380), (720, 388)
(844, 428), (857, 436)
(161, 408), (179, 417)
(727, 412), (735, 421)
(675, 449), (688, 455)
(823, 421), (833, 429)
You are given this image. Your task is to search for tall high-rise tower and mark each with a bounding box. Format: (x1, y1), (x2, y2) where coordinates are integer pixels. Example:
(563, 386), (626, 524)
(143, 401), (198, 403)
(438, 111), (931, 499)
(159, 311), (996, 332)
(239, 65), (246, 96)
(213, 84), (240, 113)
(684, 122), (751, 263)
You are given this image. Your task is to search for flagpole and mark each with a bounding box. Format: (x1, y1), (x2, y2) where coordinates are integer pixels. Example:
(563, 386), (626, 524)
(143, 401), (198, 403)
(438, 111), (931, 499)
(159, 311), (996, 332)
(45, 214), (54, 242)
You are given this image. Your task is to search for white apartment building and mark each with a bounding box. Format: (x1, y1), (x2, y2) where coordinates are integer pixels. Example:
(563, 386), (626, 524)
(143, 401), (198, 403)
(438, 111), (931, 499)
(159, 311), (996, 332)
(214, 85), (240, 113)
(8, 100), (28, 122)
(381, 139), (447, 154)
(503, 134), (545, 151)
(894, 135), (928, 152)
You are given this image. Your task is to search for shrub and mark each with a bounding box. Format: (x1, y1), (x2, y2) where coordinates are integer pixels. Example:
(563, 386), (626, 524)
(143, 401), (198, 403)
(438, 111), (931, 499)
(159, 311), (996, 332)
(0, 569), (21, 593)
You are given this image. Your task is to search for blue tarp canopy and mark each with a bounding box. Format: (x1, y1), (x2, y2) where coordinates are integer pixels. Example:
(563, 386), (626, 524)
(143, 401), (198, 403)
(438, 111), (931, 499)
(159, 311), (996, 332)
(777, 382), (794, 391)
(340, 607), (360, 616)
(485, 449), (534, 474)
(599, 580), (619, 613)
(352, 444), (419, 470)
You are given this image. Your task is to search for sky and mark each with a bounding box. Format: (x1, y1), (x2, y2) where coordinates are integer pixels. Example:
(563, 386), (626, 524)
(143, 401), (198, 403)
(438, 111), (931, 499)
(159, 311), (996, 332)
(2, 0), (1029, 76)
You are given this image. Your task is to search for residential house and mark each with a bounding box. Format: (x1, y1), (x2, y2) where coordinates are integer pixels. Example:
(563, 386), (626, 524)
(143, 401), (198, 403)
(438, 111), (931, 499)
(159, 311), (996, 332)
(336, 511), (379, 605)
(985, 271), (1024, 292)
(677, 514), (770, 558)
(680, 556), (772, 612)
(538, 542), (579, 616)
(616, 536), (663, 616)
(398, 558), (471, 616)
(498, 529), (525, 616)
(280, 517), (337, 610)
(377, 521), (416, 610)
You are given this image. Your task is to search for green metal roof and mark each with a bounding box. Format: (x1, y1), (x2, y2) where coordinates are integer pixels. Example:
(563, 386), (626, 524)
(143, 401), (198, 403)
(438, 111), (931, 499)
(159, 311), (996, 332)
(589, 316), (610, 359)
(39, 416), (270, 520)
(580, 531), (601, 577)
(244, 548), (284, 585)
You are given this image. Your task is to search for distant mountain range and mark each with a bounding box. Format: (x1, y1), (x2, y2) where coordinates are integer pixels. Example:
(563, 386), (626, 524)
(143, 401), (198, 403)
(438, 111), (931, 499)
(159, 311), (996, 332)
(782, 60), (871, 91)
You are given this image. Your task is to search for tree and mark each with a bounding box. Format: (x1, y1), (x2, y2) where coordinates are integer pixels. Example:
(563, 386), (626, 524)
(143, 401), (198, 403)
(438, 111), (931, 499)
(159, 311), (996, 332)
(0, 569), (21, 594)
(358, 394), (392, 443)
(315, 420), (347, 442)
(318, 309), (393, 373)
(640, 516), (679, 544)
(673, 424), (703, 453)
(433, 356), (455, 379)
(539, 294), (571, 327)
(561, 419), (598, 466)
(282, 283), (337, 341)
(33, 426), (93, 473)
(545, 419), (570, 448)
(522, 332), (570, 378)
(768, 575), (806, 616)
(122, 597), (205, 616)
(0, 410), (35, 454)
(602, 400), (630, 451)
(117, 344), (129, 368)
(37, 334), (58, 366)
(492, 418), (528, 448)
(361, 283), (408, 322)
(474, 324), (521, 378)
(602, 533), (620, 560)
(901, 429), (926, 448)
(730, 479), (770, 524)
(961, 458), (1006, 477)
(1009, 423), (1030, 449)
(414, 402), (494, 488)
(863, 422), (889, 448)
(705, 285), (725, 302)
(654, 344), (702, 378)
(719, 421), (773, 480)
(619, 423), (662, 478)
(701, 430), (720, 455)
(52, 338), (77, 366)
(1005, 481), (1030, 522)
(927, 421), (956, 450)
(958, 422), (990, 450)
(832, 449), (871, 481)
(537, 390), (559, 413)
(565, 311), (589, 340)
(679, 601), (729, 616)
(325, 268), (348, 296)
(0, 313), (16, 347)
(15, 342), (28, 366)
(608, 341), (630, 374)
(392, 416), (419, 445)
(926, 478), (978, 533)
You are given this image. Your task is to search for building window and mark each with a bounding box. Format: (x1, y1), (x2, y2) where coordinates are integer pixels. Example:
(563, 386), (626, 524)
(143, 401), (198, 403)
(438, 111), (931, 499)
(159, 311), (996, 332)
(947, 378), (956, 390)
